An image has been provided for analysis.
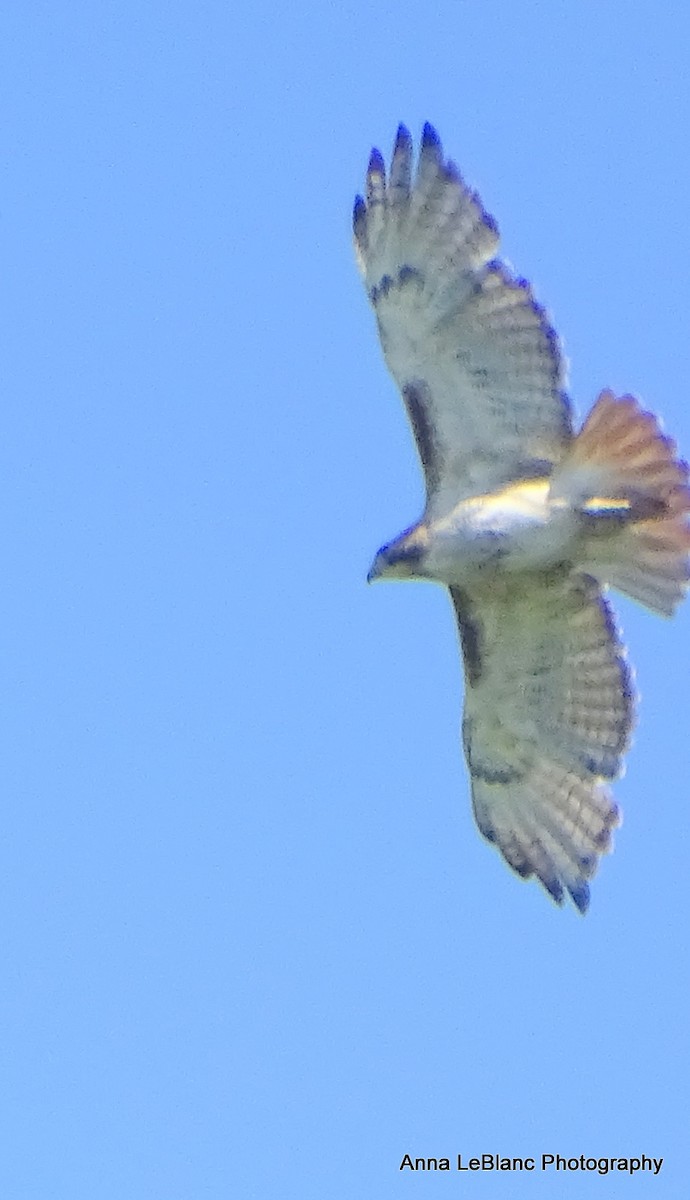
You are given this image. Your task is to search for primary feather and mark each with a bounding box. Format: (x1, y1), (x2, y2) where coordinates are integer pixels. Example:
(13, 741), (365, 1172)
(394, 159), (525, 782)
(354, 122), (572, 517)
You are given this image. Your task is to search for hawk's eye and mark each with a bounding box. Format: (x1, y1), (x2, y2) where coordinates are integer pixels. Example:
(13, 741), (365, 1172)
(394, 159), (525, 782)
(397, 543), (424, 564)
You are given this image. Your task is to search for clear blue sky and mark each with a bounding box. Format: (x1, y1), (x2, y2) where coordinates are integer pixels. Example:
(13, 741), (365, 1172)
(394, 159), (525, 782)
(1, 2), (689, 1196)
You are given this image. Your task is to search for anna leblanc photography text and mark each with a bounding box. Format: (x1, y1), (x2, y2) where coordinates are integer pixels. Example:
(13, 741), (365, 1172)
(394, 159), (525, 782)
(399, 1153), (663, 1175)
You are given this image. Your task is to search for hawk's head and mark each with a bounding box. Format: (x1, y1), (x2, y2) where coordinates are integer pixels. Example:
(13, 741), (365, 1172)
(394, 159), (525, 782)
(367, 522), (431, 582)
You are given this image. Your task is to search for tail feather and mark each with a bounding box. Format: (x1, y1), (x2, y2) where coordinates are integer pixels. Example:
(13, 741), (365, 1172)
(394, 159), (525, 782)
(583, 516), (690, 616)
(552, 390), (690, 616)
(553, 389), (689, 505)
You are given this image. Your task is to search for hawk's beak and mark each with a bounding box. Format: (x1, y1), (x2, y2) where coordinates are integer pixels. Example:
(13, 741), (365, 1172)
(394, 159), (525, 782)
(367, 553), (384, 583)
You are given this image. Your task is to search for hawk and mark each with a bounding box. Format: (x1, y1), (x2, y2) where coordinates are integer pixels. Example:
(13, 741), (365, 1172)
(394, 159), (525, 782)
(354, 123), (690, 911)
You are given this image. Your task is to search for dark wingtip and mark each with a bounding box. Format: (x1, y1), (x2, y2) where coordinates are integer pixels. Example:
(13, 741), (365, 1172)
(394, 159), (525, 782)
(543, 876), (565, 906)
(569, 881), (591, 915)
(368, 146), (385, 176)
(353, 193), (366, 233)
(421, 121), (440, 149)
(395, 122), (412, 147)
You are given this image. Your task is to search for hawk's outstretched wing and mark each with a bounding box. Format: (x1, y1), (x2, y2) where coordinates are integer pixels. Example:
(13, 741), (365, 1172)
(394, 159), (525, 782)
(354, 124), (573, 517)
(451, 572), (633, 911)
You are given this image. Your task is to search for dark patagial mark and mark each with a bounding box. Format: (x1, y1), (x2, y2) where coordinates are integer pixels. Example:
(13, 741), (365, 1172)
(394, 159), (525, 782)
(449, 588), (484, 687)
(402, 380), (440, 494)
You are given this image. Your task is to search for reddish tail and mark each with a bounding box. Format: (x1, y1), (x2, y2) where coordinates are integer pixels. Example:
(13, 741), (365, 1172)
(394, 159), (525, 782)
(552, 390), (690, 616)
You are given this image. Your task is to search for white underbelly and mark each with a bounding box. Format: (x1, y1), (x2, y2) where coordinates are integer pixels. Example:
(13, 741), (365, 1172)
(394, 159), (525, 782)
(429, 480), (579, 580)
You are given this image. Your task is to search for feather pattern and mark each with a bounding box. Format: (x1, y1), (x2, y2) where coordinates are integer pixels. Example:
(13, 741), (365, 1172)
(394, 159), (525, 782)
(454, 572), (631, 911)
(354, 123), (573, 516)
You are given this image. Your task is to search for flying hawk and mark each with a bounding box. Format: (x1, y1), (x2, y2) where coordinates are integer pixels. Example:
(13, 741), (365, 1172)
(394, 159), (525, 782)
(354, 123), (690, 912)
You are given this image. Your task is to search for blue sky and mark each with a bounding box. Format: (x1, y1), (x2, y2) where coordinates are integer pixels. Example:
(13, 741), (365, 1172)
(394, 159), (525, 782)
(2, 2), (690, 1196)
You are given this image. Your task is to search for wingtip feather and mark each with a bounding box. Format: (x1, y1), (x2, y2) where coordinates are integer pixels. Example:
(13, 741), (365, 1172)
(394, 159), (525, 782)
(389, 124), (413, 199)
(568, 881), (591, 914)
(366, 147), (386, 206)
(367, 146), (385, 175)
(352, 193), (366, 230)
(394, 121), (412, 149)
(421, 120), (440, 148)
(418, 122), (442, 176)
